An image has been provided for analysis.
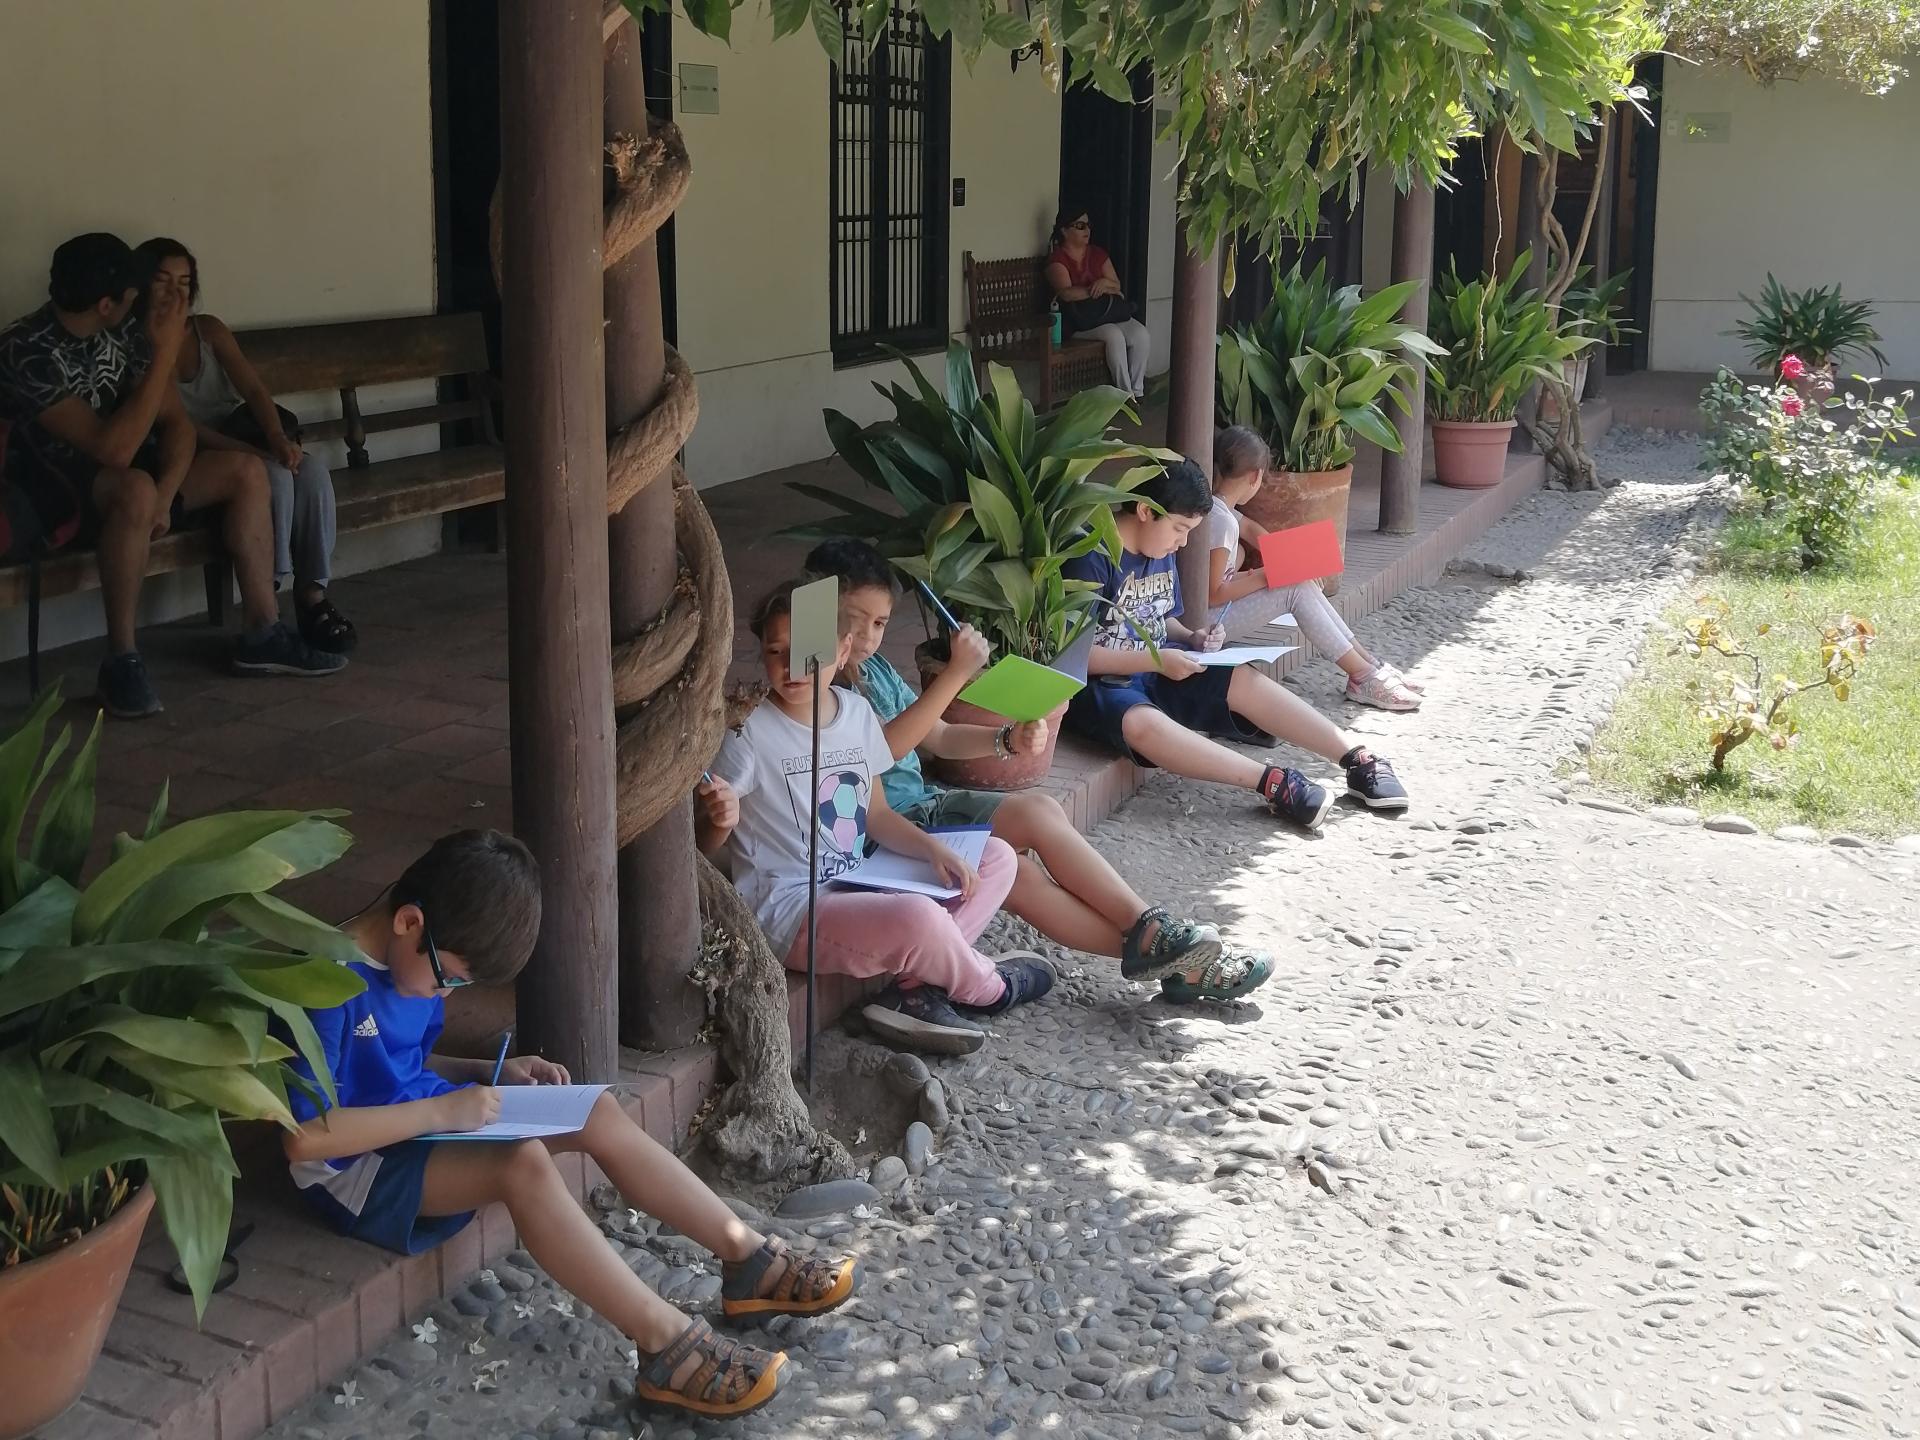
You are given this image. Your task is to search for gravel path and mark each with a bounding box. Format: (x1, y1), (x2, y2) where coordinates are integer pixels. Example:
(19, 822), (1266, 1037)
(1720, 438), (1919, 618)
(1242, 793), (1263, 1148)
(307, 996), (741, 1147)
(265, 433), (1920, 1440)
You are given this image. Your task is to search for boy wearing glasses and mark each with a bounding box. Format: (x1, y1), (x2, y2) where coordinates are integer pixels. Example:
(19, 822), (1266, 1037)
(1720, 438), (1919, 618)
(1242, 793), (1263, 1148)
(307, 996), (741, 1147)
(283, 829), (857, 1421)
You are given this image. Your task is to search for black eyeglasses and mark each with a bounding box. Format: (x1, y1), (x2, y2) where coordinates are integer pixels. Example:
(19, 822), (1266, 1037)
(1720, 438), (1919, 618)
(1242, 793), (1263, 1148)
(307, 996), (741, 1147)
(1067, 219), (1090, 230)
(418, 910), (470, 990)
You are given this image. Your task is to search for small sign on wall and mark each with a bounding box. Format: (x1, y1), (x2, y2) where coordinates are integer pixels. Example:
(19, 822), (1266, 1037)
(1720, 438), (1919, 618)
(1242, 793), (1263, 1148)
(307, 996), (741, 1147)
(1671, 111), (1732, 143)
(680, 63), (719, 115)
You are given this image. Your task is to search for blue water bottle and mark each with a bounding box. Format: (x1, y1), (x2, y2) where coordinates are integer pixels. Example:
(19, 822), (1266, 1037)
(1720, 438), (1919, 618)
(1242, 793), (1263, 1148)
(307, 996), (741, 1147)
(1049, 301), (1062, 346)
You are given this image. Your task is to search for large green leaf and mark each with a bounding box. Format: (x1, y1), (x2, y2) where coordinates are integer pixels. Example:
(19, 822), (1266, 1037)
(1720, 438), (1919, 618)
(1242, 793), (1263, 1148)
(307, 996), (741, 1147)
(0, 688), (63, 909)
(0, 1045), (61, 1189)
(967, 473), (1024, 556)
(0, 940), (320, 1020)
(30, 711), (102, 886)
(223, 973), (339, 1111)
(40, 1070), (243, 1172)
(76, 1008), (278, 1068)
(221, 893), (363, 966)
(231, 957), (366, 1010)
(105, 1044), (295, 1127)
(1038, 385), (1134, 459)
(74, 811), (329, 942)
(106, 818), (353, 943)
(0, 875), (78, 960)
(148, 1146), (234, 1319)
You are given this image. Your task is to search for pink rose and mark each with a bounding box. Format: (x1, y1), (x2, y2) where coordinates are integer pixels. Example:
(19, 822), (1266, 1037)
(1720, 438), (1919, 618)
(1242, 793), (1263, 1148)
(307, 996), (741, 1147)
(1780, 394), (1804, 418)
(1779, 354), (1808, 380)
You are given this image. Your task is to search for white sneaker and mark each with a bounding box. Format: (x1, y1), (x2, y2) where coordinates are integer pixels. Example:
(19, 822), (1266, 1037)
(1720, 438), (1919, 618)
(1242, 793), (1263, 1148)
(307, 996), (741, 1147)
(1346, 669), (1422, 712)
(1378, 662), (1425, 694)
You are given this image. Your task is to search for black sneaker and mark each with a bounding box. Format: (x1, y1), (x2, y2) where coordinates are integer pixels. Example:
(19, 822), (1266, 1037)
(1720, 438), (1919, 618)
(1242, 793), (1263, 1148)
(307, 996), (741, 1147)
(231, 622), (349, 677)
(1261, 765), (1334, 830)
(1342, 748), (1409, 810)
(954, 952), (1057, 1018)
(862, 985), (986, 1056)
(96, 652), (163, 719)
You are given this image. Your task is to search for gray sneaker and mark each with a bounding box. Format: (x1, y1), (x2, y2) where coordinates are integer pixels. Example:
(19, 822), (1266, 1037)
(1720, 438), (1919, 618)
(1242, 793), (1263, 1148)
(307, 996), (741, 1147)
(231, 622), (348, 677)
(862, 985), (986, 1056)
(96, 652), (163, 719)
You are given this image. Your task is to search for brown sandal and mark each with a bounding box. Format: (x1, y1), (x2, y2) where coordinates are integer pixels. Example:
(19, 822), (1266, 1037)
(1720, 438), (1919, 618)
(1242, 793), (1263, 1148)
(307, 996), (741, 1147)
(634, 1316), (787, 1418)
(721, 1234), (858, 1318)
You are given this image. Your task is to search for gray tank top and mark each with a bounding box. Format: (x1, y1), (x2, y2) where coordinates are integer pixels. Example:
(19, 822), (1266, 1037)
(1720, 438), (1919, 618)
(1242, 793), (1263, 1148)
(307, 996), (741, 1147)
(176, 317), (245, 426)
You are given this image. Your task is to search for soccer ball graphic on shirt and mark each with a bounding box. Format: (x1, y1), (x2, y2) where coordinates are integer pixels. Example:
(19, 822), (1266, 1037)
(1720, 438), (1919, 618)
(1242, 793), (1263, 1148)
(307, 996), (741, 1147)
(816, 770), (868, 856)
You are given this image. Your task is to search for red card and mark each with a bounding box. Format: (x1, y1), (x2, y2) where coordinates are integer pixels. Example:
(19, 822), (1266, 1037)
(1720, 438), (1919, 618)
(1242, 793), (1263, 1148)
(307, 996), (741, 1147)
(1257, 520), (1344, 588)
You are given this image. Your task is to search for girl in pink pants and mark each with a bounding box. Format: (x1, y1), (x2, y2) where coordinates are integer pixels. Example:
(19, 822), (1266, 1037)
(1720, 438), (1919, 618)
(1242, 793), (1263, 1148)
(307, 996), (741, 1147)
(696, 581), (1056, 1055)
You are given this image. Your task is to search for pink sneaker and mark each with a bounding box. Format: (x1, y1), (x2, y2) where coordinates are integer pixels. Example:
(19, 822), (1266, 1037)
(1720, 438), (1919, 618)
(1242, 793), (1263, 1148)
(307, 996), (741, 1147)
(1346, 668), (1422, 712)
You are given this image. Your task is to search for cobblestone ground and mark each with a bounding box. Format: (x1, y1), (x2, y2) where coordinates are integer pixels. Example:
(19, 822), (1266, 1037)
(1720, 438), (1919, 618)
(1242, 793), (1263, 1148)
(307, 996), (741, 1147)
(266, 433), (1920, 1440)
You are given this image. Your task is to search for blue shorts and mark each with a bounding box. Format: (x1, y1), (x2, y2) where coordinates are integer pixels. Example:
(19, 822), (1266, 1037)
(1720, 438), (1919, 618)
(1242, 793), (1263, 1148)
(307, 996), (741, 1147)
(300, 1140), (474, 1256)
(1064, 665), (1265, 766)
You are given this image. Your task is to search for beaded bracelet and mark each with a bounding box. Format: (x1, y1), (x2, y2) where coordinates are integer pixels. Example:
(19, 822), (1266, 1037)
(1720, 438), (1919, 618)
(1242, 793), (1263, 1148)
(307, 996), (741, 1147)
(993, 723), (1015, 760)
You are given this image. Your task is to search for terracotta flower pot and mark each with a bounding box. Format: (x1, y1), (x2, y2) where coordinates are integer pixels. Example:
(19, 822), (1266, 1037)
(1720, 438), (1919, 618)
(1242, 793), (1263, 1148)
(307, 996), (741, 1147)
(1236, 463), (1352, 597)
(1432, 419), (1517, 489)
(1537, 354), (1590, 421)
(0, 1184), (156, 1440)
(916, 643), (1068, 793)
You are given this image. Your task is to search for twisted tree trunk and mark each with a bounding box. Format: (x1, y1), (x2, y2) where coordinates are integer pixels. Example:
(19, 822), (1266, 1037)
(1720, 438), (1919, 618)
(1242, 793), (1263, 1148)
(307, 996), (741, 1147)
(1523, 115), (1612, 491)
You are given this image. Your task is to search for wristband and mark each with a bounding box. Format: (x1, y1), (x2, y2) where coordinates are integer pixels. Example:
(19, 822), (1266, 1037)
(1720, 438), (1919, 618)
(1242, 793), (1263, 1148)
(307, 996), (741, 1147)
(994, 723), (1014, 760)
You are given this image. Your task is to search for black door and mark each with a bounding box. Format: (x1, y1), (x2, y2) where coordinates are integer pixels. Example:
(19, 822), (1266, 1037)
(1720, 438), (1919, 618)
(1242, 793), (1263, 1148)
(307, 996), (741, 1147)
(1057, 65), (1153, 301)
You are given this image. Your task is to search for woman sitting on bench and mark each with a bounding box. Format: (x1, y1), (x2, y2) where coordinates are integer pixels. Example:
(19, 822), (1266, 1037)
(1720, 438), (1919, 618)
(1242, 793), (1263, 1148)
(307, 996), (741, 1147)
(134, 238), (355, 654)
(1045, 204), (1151, 399)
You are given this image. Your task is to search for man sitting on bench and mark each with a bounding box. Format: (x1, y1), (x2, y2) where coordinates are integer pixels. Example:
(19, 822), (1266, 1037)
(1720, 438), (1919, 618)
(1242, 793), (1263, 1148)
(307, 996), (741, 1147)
(0, 233), (343, 717)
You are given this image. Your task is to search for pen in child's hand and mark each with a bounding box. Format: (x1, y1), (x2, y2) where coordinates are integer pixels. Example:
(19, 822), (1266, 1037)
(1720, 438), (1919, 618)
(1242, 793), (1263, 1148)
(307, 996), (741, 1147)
(489, 1030), (511, 1086)
(916, 579), (963, 633)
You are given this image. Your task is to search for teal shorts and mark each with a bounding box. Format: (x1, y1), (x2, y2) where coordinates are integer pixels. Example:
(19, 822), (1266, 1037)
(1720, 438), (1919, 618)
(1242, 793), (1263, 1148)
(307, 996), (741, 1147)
(896, 787), (1007, 829)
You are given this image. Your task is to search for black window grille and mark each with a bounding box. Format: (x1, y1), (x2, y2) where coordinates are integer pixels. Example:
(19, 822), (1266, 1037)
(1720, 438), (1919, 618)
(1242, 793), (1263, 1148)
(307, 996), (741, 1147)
(829, 2), (951, 364)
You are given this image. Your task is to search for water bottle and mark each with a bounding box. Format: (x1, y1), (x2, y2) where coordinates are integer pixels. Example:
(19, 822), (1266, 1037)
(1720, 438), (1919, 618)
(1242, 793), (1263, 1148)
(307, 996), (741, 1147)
(1049, 300), (1062, 346)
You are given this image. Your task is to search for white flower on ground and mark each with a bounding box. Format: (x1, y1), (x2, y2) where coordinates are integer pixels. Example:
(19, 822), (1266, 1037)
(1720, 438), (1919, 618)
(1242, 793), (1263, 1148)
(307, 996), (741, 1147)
(626, 1208), (643, 1229)
(334, 1381), (363, 1408)
(473, 1360), (509, 1393)
(477, 1268), (497, 1285)
(514, 1300), (536, 1319)
(549, 1297), (576, 1317)
(412, 1317), (439, 1346)
(468, 1339), (487, 1356)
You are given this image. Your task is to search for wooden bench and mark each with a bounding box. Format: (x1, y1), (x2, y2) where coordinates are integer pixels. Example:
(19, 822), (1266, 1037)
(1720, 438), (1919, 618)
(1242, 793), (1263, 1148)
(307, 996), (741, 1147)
(2, 312), (502, 693)
(962, 252), (1111, 411)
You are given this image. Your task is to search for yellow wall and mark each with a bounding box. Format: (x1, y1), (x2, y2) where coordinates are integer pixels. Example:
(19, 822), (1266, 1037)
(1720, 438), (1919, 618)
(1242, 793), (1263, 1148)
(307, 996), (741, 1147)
(673, 14), (1133, 485)
(0, 0), (434, 327)
(1651, 64), (1920, 376)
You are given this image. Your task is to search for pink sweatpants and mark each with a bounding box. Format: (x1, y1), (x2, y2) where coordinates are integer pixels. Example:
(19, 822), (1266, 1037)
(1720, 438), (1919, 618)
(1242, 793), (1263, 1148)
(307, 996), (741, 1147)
(781, 836), (1017, 1007)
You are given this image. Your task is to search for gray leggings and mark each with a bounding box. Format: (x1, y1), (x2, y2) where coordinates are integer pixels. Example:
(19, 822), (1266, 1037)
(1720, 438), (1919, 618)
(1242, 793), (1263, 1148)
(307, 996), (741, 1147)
(267, 453), (337, 590)
(1078, 318), (1151, 395)
(1217, 579), (1356, 661)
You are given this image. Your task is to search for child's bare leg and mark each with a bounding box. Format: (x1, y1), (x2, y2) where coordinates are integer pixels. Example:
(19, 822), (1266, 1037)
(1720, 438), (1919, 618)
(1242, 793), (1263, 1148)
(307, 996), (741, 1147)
(1119, 705), (1269, 789)
(418, 1140), (686, 1351)
(1224, 666), (1352, 763)
(993, 791), (1143, 950)
(1007, 854), (1125, 956)
(546, 1093), (757, 1264)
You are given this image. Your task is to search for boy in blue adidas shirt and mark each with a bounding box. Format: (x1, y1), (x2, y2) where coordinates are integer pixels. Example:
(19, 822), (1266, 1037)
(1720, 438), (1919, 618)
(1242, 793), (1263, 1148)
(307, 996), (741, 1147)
(286, 829), (857, 1421)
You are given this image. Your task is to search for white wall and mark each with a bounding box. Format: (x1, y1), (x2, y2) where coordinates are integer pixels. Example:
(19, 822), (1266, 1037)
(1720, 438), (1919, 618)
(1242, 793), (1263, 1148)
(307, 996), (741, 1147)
(0, 0), (441, 661)
(673, 14), (1111, 486)
(1650, 64), (1920, 377)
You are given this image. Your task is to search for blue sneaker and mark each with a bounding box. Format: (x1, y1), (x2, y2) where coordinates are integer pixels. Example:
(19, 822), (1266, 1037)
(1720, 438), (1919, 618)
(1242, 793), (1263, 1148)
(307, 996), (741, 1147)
(1260, 765), (1333, 830)
(954, 952), (1057, 1018)
(96, 652), (162, 719)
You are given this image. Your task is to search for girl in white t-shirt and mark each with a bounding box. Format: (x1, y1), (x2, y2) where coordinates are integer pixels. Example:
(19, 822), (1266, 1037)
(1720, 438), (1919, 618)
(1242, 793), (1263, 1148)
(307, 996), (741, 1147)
(1206, 426), (1423, 712)
(696, 580), (1055, 1056)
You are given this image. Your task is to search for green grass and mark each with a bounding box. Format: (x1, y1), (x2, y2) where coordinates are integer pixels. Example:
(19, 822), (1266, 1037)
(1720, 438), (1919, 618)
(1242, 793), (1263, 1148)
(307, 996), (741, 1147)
(1587, 482), (1920, 838)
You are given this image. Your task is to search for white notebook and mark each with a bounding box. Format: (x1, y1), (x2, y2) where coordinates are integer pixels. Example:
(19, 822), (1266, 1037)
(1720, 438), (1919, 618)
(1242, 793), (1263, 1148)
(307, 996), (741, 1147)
(833, 825), (993, 901)
(1188, 644), (1297, 668)
(419, 1083), (609, 1141)
(1264, 614), (1299, 629)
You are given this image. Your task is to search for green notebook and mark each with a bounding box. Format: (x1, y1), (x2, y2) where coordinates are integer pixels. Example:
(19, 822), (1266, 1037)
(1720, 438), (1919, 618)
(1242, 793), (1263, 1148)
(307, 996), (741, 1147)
(959, 655), (1085, 723)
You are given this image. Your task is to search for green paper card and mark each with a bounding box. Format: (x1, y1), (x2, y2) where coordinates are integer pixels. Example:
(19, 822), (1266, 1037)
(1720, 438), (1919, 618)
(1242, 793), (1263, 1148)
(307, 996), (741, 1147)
(959, 656), (1085, 723)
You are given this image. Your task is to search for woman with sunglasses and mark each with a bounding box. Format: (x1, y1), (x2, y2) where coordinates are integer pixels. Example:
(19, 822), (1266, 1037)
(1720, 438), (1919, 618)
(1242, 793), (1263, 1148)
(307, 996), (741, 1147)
(1045, 204), (1152, 398)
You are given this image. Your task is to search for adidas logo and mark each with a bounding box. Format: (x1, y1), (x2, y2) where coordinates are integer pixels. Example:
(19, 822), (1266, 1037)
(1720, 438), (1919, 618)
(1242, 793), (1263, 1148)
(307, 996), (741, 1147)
(353, 1016), (381, 1038)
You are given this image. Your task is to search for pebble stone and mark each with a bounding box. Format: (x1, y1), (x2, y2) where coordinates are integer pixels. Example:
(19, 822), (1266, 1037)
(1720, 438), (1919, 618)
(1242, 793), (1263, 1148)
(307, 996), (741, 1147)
(773, 1178), (880, 1219)
(902, 1120), (934, 1175)
(1773, 823), (1821, 842)
(258, 432), (1920, 1440)
(1703, 814), (1760, 835)
(1646, 805), (1700, 827)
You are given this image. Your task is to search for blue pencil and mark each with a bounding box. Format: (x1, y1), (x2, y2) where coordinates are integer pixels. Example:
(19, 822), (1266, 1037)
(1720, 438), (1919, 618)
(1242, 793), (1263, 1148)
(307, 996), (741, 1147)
(917, 579), (962, 632)
(489, 1031), (512, 1086)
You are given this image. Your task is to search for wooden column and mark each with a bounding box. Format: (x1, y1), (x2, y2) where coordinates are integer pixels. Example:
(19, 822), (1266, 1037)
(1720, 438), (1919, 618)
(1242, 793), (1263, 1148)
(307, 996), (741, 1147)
(1166, 203), (1218, 630)
(1512, 152), (1545, 453)
(1379, 181), (1433, 536)
(499, 0), (620, 1081)
(604, 16), (704, 1049)
(1587, 115), (1618, 400)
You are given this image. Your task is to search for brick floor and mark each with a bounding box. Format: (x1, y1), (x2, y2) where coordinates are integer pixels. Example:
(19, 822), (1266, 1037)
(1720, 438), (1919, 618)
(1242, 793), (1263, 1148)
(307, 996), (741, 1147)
(2, 412), (1602, 1439)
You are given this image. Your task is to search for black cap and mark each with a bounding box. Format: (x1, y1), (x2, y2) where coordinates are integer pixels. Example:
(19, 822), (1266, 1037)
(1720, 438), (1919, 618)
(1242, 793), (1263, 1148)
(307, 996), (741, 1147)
(49, 233), (136, 313)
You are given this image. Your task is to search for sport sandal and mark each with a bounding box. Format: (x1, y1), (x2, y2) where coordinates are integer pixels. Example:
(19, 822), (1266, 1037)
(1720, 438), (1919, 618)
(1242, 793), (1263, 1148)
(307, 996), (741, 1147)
(721, 1234), (857, 1319)
(635, 1315), (787, 1419)
(1121, 905), (1223, 985)
(1160, 947), (1275, 1005)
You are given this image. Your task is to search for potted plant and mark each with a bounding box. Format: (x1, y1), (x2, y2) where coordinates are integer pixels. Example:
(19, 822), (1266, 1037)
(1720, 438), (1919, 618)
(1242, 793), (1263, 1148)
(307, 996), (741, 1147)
(0, 688), (362, 1439)
(792, 343), (1166, 790)
(1216, 261), (1439, 595)
(1426, 253), (1595, 489)
(1733, 275), (1886, 409)
(1541, 266), (1636, 420)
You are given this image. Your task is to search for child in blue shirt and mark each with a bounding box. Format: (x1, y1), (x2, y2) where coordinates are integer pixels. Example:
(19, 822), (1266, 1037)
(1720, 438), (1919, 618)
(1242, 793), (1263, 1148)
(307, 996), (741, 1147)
(804, 538), (1277, 1004)
(285, 829), (857, 1422)
(1061, 458), (1409, 828)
